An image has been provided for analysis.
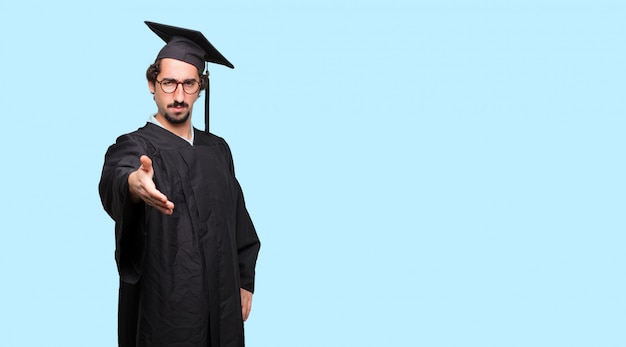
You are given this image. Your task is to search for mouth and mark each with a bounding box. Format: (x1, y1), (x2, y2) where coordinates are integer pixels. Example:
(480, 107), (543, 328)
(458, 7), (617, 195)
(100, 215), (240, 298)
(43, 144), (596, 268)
(168, 102), (189, 113)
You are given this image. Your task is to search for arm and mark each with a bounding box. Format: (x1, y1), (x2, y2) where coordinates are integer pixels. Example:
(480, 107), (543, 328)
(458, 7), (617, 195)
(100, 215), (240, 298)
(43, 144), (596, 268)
(235, 184), (260, 321)
(223, 142), (261, 321)
(99, 135), (173, 282)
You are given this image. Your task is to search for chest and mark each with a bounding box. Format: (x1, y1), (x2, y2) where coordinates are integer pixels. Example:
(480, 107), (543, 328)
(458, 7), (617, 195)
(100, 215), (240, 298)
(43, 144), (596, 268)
(151, 146), (236, 208)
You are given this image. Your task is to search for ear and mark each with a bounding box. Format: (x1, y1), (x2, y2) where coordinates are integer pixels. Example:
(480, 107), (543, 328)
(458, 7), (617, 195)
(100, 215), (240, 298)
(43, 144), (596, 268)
(148, 81), (156, 94)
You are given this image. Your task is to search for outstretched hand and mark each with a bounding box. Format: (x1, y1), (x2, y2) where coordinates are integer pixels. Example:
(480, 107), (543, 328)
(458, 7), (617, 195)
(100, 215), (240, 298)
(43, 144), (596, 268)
(127, 155), (175, 215)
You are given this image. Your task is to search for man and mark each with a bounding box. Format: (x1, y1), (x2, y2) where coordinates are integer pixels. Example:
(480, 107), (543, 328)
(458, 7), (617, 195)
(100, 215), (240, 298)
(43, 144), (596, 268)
(99, 21), (260, 347)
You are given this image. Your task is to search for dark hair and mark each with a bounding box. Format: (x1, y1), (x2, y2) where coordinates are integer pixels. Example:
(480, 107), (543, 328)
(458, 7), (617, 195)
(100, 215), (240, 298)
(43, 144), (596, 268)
(146, 59), (209, 91)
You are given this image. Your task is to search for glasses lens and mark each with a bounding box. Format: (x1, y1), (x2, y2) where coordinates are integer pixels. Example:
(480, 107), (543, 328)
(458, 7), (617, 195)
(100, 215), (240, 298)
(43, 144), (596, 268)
(160, 79), (177, 93)
(182, 80), (199, 94)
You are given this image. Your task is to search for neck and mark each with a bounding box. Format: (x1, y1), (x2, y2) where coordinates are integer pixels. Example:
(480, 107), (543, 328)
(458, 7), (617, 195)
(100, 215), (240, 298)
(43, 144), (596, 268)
(155, 114), (193, 140)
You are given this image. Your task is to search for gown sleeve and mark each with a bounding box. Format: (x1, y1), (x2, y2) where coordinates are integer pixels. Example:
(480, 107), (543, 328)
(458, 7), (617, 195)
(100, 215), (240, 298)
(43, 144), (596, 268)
(225, 142), (261, 293)
(99, 134), (148, 283)
(235, 179), (261, 293)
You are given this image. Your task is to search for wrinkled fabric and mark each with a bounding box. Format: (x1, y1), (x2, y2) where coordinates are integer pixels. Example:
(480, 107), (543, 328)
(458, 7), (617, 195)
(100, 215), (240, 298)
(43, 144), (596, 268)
(99, 123), (260, 347)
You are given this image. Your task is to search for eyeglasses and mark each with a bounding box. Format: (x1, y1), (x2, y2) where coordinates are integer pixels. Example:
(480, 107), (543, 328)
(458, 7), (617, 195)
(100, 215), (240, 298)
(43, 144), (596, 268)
(156, 78), (200, 94)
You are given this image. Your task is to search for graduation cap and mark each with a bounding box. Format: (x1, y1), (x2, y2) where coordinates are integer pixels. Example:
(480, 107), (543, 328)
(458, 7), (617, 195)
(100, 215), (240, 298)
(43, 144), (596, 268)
(145, 21), (234, 133)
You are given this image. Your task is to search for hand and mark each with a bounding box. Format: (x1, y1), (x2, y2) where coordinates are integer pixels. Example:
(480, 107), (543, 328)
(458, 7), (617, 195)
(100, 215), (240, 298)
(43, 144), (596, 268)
(241, 288), (253, 322)
(127, 155), (175, 215)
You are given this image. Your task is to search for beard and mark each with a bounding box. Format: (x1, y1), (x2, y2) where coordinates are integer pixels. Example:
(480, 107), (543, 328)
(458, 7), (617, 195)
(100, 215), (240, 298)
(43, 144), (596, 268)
(163, 101), (191, 124)
(163, 110), (190, 125)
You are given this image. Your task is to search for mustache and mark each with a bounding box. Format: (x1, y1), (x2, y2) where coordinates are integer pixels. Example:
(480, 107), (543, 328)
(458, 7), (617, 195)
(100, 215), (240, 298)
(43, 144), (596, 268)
(167, 101), (189, 108)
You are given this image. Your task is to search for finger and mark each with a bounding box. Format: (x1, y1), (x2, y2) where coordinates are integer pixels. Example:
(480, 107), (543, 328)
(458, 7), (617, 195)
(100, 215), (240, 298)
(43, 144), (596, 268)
(147, 195), (173, 209)
(241, 291), (252, 321)
(148, 196), (175, 215)
(156, 205), (174, 215)
(146, 198), (173, 215)
(147, 188), (169, 204)
(152, 195), (175, 213)
(244, 307), (250, 321)
(242, 305), (248, 321)
(157, 201), (175, 214)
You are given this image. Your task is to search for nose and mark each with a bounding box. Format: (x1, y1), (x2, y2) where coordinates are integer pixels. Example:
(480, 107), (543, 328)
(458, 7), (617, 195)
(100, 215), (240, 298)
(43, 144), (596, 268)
(173, 83), (186, 102)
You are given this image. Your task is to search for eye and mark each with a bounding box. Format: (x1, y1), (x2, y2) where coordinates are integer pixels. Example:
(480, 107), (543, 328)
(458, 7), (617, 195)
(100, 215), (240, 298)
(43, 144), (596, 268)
(161, 79), (176, 87)
(183, 80), (197, 87)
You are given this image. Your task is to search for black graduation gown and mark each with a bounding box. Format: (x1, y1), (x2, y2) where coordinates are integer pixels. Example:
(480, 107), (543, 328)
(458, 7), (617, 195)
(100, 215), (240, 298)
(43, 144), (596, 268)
(99, 123), (260, 347)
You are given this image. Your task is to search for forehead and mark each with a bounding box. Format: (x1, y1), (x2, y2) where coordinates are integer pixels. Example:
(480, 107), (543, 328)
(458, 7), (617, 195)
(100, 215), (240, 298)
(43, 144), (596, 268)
(158, 58), (200, 79)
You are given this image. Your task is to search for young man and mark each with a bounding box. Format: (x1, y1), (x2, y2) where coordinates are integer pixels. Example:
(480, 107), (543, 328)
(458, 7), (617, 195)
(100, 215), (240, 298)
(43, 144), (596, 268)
(99, 21), (261, 347)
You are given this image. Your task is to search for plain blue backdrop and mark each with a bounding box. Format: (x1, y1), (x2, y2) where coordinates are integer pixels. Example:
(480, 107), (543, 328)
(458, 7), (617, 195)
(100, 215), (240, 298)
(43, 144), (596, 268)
(0, 1), (624, 346)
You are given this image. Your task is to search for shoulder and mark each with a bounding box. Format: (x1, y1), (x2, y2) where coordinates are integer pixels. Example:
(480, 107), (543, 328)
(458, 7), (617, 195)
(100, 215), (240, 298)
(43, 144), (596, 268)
(193, 130), (235, 165)
(111, 123), (153, 143)
(103, 124), (160, 160)
(112, 123), (197, 154)
(193, 129), (231, 149)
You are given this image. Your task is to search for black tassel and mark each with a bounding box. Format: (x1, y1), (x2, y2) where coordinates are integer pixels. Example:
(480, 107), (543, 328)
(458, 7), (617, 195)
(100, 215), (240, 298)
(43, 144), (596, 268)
(205, 76), (210, 134)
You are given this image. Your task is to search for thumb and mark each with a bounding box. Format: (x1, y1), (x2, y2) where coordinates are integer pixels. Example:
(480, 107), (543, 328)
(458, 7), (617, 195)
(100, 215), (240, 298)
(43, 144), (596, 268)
(139, 155), (153, 173)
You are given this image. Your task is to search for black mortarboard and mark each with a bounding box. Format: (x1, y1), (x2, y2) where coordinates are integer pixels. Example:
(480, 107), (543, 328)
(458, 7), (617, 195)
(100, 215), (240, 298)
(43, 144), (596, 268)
(145, 21), (234, 133)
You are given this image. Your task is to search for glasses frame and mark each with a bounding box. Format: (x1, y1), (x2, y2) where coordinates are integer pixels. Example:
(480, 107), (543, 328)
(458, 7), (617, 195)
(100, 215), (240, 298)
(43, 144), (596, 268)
(155, 78), (201, 95)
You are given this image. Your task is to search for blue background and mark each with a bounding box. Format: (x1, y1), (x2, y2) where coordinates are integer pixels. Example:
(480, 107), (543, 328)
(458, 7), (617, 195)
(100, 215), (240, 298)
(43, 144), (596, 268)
(1, 1), (624, 346)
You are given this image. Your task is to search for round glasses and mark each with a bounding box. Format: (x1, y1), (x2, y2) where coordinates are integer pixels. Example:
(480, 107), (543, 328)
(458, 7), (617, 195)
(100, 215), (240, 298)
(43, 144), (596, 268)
(156, 78), (200, 94)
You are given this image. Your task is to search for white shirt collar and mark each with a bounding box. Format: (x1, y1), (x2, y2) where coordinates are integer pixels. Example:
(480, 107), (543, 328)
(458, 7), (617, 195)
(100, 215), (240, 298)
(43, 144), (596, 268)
(148, 114), (194, 145)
